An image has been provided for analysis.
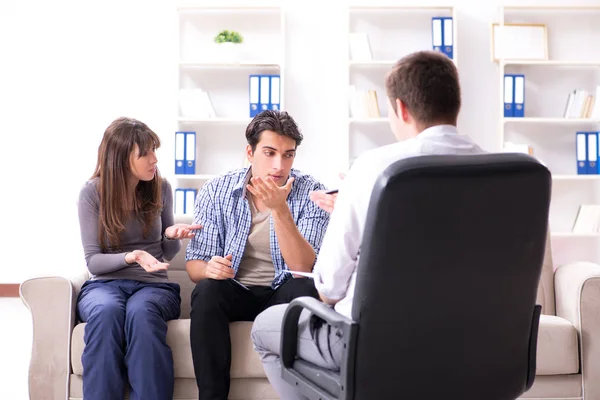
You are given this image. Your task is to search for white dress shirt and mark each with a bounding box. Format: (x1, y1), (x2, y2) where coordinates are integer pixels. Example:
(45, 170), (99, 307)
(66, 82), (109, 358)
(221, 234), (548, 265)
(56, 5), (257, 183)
(313, 125), (485, 319)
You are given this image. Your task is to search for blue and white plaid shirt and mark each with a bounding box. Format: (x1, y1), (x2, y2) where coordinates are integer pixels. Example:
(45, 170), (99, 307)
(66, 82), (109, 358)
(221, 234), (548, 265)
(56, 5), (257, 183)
(186, 167), (330, 288)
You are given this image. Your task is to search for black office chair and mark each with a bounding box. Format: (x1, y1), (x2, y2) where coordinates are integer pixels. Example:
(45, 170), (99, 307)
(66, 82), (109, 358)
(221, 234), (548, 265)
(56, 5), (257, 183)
(280, 153), (551, 400)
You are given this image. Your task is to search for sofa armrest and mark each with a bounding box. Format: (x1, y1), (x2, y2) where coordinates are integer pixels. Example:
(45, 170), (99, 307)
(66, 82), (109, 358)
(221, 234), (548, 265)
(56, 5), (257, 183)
(20, 271), (88, 400)
(554, 261), (600, 400)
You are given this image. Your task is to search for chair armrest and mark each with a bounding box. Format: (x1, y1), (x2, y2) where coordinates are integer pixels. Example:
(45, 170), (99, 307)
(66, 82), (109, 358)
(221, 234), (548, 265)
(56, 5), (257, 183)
(281, 297), (354, 366)
(554, 261), (600, 400)
(20, 271), (88, 400)
(280, 296), (357, 400)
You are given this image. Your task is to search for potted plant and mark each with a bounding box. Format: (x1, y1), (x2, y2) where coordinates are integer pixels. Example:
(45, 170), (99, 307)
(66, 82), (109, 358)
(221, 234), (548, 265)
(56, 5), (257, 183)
(214, 30), (244, 45)
(213, 30), (244, 62)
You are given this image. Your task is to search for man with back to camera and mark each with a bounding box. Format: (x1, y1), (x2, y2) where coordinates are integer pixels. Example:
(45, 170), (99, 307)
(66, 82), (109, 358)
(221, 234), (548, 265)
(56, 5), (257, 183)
(185, 109), (331, 400)
(251, 50), (486, 400)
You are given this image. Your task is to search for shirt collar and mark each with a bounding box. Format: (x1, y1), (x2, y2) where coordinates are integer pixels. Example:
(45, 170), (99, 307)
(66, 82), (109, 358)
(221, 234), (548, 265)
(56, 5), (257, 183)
(232, 166), (252, 198)
(418, 124), (459, 139)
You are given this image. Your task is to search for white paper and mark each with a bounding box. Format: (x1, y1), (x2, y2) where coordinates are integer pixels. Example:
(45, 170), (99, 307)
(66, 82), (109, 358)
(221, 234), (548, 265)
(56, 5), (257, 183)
(283, 270), (321, 282)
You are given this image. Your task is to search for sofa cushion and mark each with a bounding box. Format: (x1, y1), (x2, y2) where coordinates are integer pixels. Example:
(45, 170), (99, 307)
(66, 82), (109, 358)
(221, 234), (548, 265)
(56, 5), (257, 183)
(71, 320), (266, 379)
(71, 315), (579, 378)
(536, 315), (579, 375)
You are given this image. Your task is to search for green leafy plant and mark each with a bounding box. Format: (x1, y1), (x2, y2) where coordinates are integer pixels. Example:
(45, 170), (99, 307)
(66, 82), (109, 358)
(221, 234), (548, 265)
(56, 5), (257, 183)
(214, 30), (244, 44)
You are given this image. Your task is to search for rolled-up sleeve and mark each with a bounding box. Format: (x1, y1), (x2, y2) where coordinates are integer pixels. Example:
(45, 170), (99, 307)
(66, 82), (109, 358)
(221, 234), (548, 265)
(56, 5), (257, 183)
(186, 183), (223, 262)
(161, 179), (182, 261)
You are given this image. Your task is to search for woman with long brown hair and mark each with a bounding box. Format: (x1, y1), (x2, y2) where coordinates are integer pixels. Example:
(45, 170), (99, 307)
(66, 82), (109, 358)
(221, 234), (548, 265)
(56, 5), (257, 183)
(76, 117), (201, 400)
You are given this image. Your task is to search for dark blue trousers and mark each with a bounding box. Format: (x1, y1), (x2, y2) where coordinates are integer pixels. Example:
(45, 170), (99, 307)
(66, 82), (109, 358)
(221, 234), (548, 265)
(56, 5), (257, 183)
(77, 279), (181, 400)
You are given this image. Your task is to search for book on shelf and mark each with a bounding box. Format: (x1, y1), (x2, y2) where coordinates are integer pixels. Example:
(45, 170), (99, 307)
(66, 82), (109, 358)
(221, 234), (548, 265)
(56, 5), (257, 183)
(348, 33), (372, 61)
(572, 204), (600, 234)
(563, 86), (600, 119)
(349, 85), (381, 118)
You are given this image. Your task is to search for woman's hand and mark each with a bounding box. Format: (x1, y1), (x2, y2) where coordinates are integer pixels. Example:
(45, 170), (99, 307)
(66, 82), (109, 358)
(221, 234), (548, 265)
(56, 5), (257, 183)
(125, 250), (169, 273)
(164, 223), (203, 240)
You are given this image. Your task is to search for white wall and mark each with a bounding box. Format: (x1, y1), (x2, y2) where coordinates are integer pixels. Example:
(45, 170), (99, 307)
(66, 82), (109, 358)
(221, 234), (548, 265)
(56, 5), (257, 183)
(0, 0), (596, 283)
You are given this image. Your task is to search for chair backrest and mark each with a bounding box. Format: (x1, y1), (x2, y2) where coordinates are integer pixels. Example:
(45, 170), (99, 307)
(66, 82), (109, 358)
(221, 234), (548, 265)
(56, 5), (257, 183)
(350, 153), (551, 400)
(168, 213), (196, 319)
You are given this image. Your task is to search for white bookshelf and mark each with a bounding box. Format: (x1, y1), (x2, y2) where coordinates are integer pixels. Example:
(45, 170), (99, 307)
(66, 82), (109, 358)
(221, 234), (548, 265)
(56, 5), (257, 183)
(171, 5), (285, 207)
(495, 5), (600, 263)
(346, 5), (456, 169)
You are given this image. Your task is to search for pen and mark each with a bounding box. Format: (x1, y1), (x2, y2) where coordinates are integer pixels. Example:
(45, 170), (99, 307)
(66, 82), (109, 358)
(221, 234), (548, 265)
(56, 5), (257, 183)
(230, 278), (250, 291)
(325, 189), (338, 194)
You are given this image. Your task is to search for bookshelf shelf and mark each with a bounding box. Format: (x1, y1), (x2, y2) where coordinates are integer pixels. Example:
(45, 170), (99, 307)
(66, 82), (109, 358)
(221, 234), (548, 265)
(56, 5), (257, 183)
(349, 60), (396, 67)
(503, 117), (600, 124)
(552, 175), (600, 181)
(349, 5), (458, 12)
(173, 174), (217, 181)
(178, 117), (252, 124)
(502, 5), (600, 11)
(551, 232), (600, 238)
(179, 62), (281, 69)
(177, 6), (282, 13)
(501, 60), (600, 67)
(349, 117), (388, 124)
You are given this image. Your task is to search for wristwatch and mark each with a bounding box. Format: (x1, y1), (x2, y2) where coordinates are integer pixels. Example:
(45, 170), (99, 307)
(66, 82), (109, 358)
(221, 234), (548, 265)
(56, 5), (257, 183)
(163, 233), (175, 241)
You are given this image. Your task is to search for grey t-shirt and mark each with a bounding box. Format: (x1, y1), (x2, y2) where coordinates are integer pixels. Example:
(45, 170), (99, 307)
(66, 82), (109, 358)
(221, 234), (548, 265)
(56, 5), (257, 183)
(77, 178), (181, 283)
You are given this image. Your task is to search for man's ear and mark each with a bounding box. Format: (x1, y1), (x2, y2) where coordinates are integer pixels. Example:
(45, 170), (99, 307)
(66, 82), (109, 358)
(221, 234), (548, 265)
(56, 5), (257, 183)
(397, 98), (410, 122)
(246, 144), (254, 164)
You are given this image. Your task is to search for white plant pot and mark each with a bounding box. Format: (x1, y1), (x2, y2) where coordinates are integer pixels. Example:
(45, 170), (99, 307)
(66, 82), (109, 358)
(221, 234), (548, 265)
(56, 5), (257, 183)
(215, 42), (243, 63)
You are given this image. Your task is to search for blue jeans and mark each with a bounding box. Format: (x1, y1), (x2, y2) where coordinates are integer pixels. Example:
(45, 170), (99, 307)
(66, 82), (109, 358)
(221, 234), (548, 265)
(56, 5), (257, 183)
(76, 279), (181, 400)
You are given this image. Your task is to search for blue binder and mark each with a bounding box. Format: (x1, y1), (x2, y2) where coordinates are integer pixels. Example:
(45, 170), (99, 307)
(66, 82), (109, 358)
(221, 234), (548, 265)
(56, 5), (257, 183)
(587, 131), (598, 174)
(597, 132), (600, 174)
(184, 131), (196, 175)
(175, 188), (198, 214)
(576, 131), (587, 175)
(513, 74), (525, 118)
(503, 74), (515, 118)
(175, 188), (185, 214)
(249, 75), (260, 117)
(442, 17), (453, 59)
(259, 75), (270, 113)
(270, 75), (280, 111)
(184, 189), (198, 215)
(431, 17), (443, 53)
(175, 132), (186, 174)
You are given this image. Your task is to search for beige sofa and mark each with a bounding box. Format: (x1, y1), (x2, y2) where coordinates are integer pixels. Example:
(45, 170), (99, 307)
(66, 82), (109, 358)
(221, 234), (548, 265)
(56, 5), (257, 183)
(20, 215), (600, 400)
(21, 214), (276, 400)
